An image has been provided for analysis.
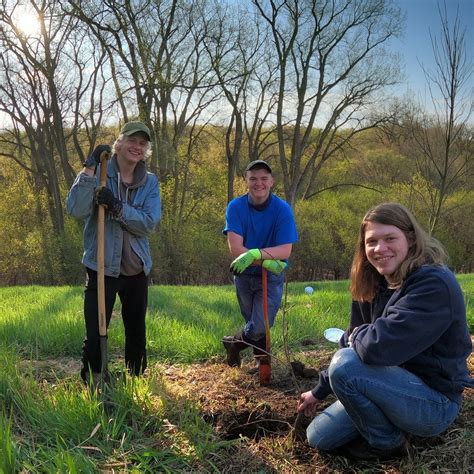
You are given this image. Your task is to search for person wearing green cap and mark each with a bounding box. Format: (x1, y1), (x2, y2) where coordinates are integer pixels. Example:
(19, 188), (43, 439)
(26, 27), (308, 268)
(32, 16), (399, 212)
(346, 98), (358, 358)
(67, 121), (161, 383)
(222, 160), (298, 368)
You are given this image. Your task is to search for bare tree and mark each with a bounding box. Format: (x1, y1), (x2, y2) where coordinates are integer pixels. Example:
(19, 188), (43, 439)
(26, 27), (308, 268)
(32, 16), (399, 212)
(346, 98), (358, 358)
(66, 29), (116, 167)
(253, 0), (403, 206)
(0, 0), (113, 283)
(409, 2), (473, 234)
(203, 1), (279, 201)
(66, 0), (222, 180)
(0, 0), (112, 229)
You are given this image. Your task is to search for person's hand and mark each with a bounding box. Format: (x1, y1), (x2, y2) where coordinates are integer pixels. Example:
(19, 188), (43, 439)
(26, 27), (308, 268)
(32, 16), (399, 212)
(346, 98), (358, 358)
(262, 259), (287, 275)
(95, 186), (123, 217)
(297, 390), (318, 417)
(348, 326), (358, 347)
(230, 248), (261, 274)
(83, 144), (112, 169)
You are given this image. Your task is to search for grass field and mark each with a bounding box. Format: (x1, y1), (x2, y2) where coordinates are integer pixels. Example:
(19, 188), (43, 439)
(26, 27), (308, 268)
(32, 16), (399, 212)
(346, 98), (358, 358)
(0, 275), (472, 472)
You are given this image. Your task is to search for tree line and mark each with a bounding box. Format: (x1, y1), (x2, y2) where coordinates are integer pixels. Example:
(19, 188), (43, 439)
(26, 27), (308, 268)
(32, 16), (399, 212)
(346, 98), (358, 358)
(0, 0), (472, 285)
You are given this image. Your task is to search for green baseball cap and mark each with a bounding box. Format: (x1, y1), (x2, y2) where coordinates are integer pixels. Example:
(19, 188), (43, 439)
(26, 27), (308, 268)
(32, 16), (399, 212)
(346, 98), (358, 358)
(120, 121), (151, 141)
(245, 159), (272, 173)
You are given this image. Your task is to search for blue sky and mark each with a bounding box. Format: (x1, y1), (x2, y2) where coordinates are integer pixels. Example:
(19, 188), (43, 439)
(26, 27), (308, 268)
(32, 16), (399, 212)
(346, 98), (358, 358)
(391, 0), (473, 102)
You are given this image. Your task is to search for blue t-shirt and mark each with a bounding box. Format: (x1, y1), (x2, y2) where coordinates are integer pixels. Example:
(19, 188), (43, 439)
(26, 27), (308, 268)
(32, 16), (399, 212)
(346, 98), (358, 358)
(223, 194), (298, 274)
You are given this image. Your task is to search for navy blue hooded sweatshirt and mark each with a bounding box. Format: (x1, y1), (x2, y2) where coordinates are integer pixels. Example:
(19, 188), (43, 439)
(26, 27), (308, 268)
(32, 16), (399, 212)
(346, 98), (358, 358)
(312, 265), (472, 405)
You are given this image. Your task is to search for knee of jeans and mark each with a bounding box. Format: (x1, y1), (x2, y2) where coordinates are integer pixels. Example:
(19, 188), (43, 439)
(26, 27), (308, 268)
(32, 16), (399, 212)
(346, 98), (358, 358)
(328, 347), (359, 383)
(306, 424), (334, 451)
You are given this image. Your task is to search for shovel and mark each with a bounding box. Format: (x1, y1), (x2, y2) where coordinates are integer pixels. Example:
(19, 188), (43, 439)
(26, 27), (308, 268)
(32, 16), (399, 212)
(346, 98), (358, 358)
(97, 150), (111, 387)
(259, 267), (271, 385)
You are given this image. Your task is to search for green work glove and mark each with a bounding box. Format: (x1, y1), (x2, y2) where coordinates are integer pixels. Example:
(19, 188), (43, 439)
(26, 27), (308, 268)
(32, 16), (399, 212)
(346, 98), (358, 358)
(262, 259), (287, 275)
(230, 248), (262, 274)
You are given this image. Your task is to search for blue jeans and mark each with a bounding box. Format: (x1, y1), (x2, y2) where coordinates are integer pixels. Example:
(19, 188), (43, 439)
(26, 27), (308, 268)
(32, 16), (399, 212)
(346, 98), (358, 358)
(234, 272), (284, 341)
(307, 348), (460, 451)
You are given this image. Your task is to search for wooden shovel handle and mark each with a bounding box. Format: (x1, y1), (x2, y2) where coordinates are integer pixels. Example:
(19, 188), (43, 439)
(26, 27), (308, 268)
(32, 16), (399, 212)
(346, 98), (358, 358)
(97, 151), (110, 337)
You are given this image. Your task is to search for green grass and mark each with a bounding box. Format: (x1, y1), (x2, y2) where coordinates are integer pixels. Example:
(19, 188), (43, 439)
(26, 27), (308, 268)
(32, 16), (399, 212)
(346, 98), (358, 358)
(0, 286), (84, 357)
(457, 273), (474, 331)
(1, 276), (471, 361)
(0, 280), (354, 362)
(0, 275), (472, 471)
(0, 346), (230, 472)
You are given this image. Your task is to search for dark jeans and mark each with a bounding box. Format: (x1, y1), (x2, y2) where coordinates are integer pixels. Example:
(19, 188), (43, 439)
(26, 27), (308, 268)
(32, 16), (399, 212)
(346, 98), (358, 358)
(81, 267), (148, 380)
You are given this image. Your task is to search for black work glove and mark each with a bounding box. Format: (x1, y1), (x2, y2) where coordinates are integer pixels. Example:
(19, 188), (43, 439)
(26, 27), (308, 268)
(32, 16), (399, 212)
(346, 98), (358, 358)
(83, 144), (112, 169)
(95, 186), (123, 217)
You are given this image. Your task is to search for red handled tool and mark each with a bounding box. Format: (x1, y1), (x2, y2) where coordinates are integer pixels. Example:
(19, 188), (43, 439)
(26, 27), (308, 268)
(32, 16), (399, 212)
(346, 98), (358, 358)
(259, 267), (271, 385)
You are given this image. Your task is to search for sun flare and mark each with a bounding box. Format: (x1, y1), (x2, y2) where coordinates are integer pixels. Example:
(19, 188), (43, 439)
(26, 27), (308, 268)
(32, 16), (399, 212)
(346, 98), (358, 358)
(14, 8), (41, 37)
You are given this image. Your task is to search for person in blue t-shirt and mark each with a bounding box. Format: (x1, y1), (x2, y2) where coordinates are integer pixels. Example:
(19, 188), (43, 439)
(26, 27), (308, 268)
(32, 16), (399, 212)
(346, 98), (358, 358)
(222, 160), (298, 367)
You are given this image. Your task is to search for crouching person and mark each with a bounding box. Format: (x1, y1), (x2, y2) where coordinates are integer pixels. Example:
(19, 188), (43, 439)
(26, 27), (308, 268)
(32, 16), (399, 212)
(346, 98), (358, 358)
(297, 203), (472, 460)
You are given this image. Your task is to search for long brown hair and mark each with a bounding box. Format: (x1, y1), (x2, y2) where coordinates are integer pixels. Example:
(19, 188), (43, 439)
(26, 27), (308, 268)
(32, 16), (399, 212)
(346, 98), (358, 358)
(350, 203), (447, 302)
